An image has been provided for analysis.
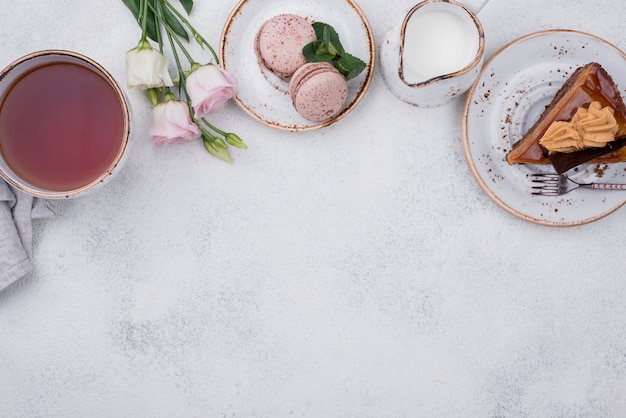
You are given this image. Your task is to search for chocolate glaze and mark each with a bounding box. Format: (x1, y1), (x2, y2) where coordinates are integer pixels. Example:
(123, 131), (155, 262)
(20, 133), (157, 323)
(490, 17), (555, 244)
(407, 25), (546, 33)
(548, 136), (626, 174)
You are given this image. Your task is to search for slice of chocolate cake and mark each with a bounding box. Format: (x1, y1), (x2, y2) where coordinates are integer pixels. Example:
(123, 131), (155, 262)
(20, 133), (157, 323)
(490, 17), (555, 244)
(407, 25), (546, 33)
(506, 62), (626, 171)
(548, 135), (626, 174)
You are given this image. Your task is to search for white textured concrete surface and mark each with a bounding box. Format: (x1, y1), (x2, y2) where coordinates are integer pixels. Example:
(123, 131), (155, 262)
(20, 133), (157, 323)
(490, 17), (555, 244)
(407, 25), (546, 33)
(2, 0), (626, 416)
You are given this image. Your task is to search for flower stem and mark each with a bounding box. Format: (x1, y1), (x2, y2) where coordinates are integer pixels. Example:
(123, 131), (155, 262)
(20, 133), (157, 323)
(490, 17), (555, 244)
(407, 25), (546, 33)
(201, 118), (227, 136)
(140, 0), (149, 41)
(161, 0), (220, 64)
(154, 1), (164, 53)
(146, 0), (196, 66)
(166, 28), (186, 91)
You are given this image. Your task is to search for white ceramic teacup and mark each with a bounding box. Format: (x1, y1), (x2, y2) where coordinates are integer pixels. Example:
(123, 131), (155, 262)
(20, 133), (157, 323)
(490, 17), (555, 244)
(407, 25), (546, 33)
(0, 50), (131, 199)
(381, 0), (487, 107)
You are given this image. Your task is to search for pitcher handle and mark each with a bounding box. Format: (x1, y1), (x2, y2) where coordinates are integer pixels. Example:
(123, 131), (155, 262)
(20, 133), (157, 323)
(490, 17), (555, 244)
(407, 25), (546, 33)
(460, 0), (489, 14)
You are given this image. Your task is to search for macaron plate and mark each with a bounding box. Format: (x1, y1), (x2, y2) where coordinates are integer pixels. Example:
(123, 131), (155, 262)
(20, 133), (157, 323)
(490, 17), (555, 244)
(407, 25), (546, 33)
(220, 0), (375, 132)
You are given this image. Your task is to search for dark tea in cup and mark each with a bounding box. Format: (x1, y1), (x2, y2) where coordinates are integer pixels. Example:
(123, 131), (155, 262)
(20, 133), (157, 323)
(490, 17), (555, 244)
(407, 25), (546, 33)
(0, 50), (130, 198)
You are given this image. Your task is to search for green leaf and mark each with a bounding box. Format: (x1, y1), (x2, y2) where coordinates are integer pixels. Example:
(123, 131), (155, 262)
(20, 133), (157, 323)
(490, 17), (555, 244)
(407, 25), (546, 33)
(326, 40), (339, 57)
(311, 22), (326, 41)
(162, 3), (189, 41)
(335, 52), (366, 80)
(304, 21), (367, 81)
(121, 0), (141, 18)
(302, 42), (316, 61)
(313, 40), (331, 57)
(178, 0), (193, 15)
(302, 42), (334, 62)
(144, 0), (159, 42)
(313, 22), (344, 53)
(122, 0), (159, 42)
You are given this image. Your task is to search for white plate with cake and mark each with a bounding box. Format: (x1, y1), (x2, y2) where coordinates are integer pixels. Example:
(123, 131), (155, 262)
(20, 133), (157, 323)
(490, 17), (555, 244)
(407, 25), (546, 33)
(461, 30), (626, 226)
(219, 0), (375, 132)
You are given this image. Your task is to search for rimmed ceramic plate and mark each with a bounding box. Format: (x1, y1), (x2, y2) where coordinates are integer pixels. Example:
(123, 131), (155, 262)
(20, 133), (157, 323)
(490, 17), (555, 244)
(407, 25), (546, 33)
(220, 0), (375, 132)
(462, 30), (626, 227)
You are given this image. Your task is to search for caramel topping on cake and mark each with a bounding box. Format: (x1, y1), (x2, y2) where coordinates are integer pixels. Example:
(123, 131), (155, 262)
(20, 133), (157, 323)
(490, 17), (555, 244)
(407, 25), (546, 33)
(539, 101), (618, 153)
(506, 62), (626, 166)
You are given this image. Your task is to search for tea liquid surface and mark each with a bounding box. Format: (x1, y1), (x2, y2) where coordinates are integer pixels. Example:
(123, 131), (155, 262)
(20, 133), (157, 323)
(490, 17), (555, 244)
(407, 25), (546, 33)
(0, 62), (125, 191)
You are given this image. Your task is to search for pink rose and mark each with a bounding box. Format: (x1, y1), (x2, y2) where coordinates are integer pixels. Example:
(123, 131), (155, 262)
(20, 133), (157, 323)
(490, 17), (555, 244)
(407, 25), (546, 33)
(149, 99), (201, 146)
(185, 64), (237, 118)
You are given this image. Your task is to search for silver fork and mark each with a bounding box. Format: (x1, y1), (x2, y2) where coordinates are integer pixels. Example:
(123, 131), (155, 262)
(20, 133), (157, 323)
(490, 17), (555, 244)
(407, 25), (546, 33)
(530, 173), (626, 196)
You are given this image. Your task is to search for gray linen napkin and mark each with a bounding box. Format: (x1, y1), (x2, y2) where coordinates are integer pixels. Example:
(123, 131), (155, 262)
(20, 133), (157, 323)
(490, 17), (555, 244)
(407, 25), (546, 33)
(0, 180), (55, 292)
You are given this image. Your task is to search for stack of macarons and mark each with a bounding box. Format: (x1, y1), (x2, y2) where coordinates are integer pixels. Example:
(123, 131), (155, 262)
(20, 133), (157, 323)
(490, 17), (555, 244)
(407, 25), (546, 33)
(254, 14), (348, 123)
(289, 62), (348, 123)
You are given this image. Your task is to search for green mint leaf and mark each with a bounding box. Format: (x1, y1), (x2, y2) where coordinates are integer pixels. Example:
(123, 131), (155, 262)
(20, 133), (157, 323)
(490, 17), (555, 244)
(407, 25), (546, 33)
(325, 38), (340, 57)
(178, 0), (193, 15)
(335, 52), (366, 80)
(302, 42), (318, 61)
(314, 22), (344, 53)
(162, 4), (189, 41)
(305, 21), (366, 80)
(303, 41), (335, 62)
(313, 40), (330, 56)
(312, 22), (325, 40)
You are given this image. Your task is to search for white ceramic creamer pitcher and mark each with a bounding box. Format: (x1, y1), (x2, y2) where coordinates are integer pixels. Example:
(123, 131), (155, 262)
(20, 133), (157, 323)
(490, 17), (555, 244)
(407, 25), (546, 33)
(380, 0), (488, 107)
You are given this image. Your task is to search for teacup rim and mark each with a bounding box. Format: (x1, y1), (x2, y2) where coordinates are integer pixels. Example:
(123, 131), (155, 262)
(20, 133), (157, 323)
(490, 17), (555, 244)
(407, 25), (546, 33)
(0, 49), (131, 199)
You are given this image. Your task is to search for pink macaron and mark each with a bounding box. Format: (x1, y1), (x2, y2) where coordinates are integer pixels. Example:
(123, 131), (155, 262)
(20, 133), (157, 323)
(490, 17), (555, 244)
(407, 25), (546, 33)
(254, 14), (317, 78)
(289, 62), (348, 122)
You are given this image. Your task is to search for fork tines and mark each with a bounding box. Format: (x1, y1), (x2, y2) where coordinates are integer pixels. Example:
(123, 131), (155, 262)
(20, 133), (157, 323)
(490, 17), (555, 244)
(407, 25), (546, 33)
(530, 173), (560, 181)
(530, 173), (560, 196)
(531, 188), (560, 196)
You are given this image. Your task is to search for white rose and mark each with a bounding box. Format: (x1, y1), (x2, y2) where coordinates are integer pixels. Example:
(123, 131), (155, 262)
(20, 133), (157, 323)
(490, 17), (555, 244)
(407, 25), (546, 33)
(125, 41), (173, 89)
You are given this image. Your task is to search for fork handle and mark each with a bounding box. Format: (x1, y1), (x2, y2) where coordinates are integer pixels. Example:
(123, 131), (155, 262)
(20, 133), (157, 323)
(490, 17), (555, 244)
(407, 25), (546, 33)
(590, 183), (626, 190)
